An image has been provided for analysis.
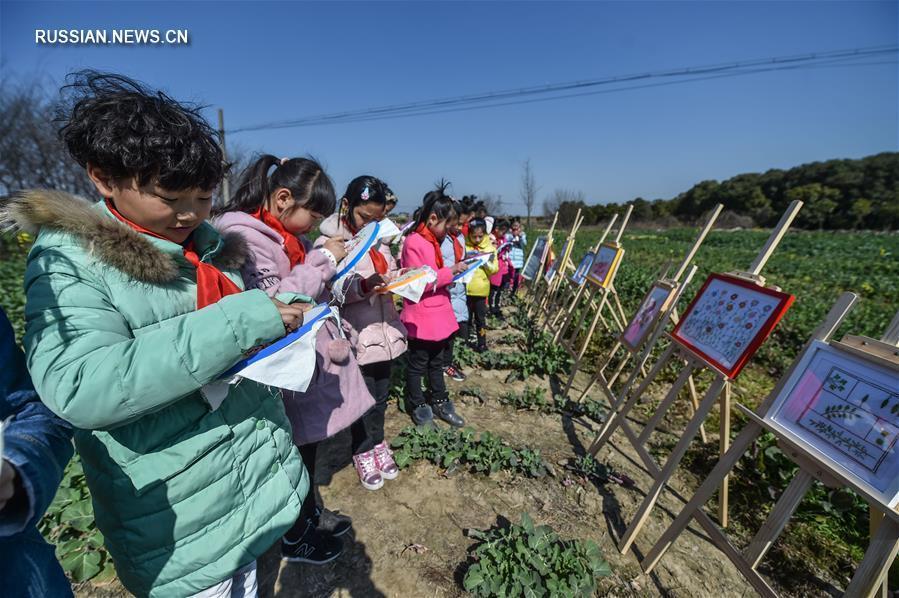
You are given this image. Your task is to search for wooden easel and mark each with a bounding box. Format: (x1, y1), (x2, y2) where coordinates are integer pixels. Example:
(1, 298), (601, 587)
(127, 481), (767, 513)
(639, 300), (899, 598)
(550, 214), (619, 342)
(559, 204), (634, 362)
(562, 205), (723, 409)
(587, 200), (803, 546)
(524, 212), (559, 316)
(536, 210), (584, 327)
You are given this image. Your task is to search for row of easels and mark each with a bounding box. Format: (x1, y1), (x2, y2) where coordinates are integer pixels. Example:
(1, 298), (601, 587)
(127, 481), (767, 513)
(519, 198), (897, 595)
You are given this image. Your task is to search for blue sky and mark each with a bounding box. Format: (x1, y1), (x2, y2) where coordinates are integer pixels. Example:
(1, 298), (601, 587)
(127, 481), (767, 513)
(1, 1), (896, 214)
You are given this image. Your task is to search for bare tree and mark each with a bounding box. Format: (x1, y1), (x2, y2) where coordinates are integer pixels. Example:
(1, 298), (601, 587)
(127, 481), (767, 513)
(478, 192), (503, 215)
(520, 158), (538, 227)
(0, 79), (95, 197)
(543, 188), (586, 218)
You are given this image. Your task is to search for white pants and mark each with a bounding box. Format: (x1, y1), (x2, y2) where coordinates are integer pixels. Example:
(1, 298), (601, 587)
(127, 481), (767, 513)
(190, 561), (257, 598)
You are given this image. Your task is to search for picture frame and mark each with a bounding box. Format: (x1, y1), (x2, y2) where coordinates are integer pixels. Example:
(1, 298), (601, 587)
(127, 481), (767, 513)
(671, 273), (794, 378)
(521, 237), (547, 281)
(570, 252), (595, 286)
(543, 239), (569, 283)
(619, 281), (677, 353)
(585, 243), (624, 288)
(766, 339), (899, 509)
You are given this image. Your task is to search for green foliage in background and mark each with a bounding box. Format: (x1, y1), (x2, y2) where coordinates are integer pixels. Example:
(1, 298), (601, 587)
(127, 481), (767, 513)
(547, 152), (899, 230)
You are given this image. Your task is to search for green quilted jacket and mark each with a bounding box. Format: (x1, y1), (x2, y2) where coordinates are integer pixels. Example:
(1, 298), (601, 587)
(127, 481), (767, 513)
(5, 190), (308, 597)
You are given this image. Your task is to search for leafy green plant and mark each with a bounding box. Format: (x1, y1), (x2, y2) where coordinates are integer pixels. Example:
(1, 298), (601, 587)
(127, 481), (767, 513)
(39, 458), (115, 583)
(463, 513), (611, 597)
(390, 426), (548, 478)
(497, 332), (522, 346)
(552, 394), (607, 424)
(500, 386), (553, 413)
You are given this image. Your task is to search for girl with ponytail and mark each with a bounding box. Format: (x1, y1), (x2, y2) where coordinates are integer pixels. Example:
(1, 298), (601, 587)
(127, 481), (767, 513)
(215, 155), (375, 565)
(315, 175), (407, 491)
(399, 183), (469, 428)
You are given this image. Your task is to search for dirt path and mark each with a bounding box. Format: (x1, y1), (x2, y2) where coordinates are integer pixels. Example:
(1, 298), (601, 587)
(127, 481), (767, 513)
(256, 316), (760, 598)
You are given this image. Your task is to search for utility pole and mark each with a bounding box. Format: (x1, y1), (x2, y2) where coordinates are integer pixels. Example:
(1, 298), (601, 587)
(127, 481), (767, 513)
(217, 108), (231, 205)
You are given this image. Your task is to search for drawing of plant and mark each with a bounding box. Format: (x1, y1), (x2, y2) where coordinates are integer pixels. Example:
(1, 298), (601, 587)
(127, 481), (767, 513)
(826, 372), (847, 393)
(807, 418), (873, 463)
(823, 404), (859, 421)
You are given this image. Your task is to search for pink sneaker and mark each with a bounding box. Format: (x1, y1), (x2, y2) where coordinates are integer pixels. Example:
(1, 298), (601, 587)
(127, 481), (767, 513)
(353, 450), (384, 490)
(373, 441), (399, 480)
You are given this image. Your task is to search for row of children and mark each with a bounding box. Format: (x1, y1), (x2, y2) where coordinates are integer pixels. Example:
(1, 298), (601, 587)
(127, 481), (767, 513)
(0, 70), (526, 598)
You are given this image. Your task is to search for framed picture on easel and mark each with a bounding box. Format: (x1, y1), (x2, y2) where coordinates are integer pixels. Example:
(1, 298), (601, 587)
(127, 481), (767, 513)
(585, 243), (624, 288)
(671, 273), (794, 379)
(521, 237), (546, 281)
(619, 281), (677, 353)
(570, 252), (595, 285)
(767, 339), (899, 509)
(544, 239), (569, 283)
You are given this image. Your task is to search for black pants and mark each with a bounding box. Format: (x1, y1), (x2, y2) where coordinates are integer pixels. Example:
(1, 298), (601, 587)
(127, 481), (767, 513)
(463, 296), (488, 350)
(489, 285), (503, 313)
(444, 329), (461, 368)
(350, 361), (392, 455)
(405, 338), (449, 407)
(284, 442), (319, 540)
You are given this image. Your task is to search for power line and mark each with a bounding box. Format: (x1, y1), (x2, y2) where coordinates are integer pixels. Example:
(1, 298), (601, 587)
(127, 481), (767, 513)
(227, 45), (897, 134)
(245, 54), (892, 129)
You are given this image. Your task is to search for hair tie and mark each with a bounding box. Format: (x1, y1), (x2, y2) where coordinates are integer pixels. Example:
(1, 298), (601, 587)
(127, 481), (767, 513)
(280, 157), (289, 166)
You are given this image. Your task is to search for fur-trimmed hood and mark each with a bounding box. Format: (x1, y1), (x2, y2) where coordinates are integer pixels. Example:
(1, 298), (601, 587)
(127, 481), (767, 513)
(1, 189), (248, 284)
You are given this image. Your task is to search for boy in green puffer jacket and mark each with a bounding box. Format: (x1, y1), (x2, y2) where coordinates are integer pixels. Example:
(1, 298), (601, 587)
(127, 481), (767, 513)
(2, 71), (311, 597)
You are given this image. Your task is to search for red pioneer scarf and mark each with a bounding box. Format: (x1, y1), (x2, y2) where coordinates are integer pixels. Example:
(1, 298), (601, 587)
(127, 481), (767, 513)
(251, 207), (305, 267)
(451, 234), (464, 263)
(105, 199), (241, 309)
(343, 217), (387, 275)
(415, 223), (444, 268)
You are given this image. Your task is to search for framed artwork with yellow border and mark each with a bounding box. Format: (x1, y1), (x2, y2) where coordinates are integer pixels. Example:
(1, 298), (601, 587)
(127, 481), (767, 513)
(585, 243), (624, 288)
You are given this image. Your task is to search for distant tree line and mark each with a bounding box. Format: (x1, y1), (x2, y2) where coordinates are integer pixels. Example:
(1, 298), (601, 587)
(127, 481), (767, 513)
(543, 153), (899, 230)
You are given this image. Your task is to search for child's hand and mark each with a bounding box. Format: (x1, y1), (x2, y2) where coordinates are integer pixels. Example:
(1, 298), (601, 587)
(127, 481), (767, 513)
(0, 461), (17, 512)
(271, 299), (312, 334)
(363, 272), (389, 293)
(451, 261), (469, 275)
(323, 238), (348, 262)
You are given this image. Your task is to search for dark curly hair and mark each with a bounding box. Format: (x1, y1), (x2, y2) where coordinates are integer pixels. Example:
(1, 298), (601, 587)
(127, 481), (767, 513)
(57, 70), (226, 191)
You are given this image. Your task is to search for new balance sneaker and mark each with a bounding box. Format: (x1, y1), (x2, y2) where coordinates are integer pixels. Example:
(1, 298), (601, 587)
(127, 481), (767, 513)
(373, 441), (399, 480)
(314, 506), (352, 537)
(444, 365), (466, 382)
(281, 520), (344, 564)
(353, 449), (384, 490)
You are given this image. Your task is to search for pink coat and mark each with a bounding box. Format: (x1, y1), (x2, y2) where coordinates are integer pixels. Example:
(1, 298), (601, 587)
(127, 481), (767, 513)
(215, 211), (374, 446)
(399, 231), (458, 342)
(489, 233), (511, 286)
(316, 215), (407, 366)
